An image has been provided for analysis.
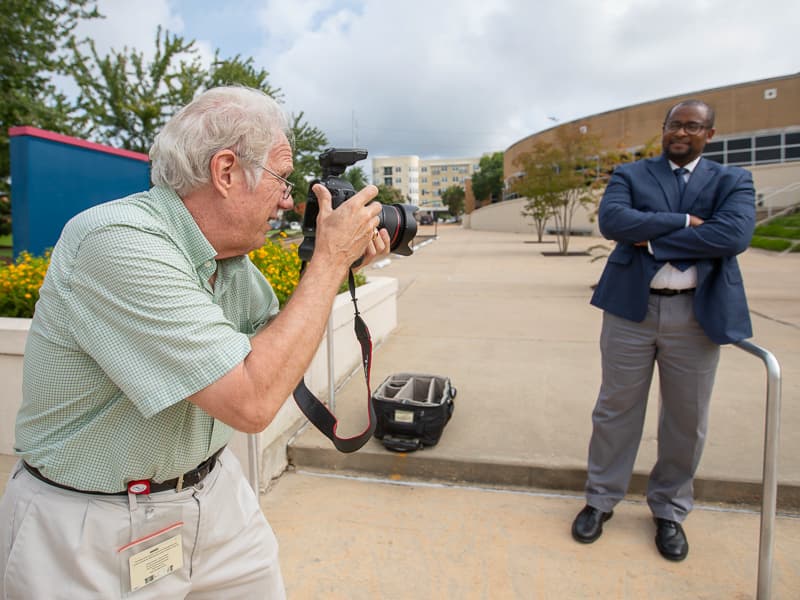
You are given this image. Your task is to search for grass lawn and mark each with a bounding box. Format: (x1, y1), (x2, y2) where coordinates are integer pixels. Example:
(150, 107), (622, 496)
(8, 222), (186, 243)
(751, 213), (800, 252)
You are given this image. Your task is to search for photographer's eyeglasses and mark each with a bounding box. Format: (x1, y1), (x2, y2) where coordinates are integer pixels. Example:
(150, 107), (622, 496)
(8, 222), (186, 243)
(664, 121), (708, 135)
(259, 165), (295, 200)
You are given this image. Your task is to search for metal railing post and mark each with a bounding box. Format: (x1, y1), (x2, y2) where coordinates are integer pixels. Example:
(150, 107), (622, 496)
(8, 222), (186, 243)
(247, 433), (260, 495)
(327, 316), (335, 412)
(733, 340), (782, 600)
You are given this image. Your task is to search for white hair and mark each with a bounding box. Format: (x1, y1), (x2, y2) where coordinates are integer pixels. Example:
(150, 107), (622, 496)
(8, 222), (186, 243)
(149, 86), (291, 195)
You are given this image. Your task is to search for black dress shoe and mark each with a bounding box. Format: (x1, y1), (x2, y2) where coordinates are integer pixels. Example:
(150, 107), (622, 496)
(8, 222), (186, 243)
(654, 518), (689, 561)
(571, 505), (613, 543)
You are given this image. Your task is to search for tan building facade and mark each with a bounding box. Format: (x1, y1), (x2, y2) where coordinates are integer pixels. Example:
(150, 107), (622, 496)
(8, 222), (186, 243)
(501, 72), (800, 227)
(372, 155), (480, 208)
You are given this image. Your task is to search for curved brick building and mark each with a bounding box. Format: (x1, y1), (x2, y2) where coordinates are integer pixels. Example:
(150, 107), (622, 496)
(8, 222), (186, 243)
(466, 72), (800, 233)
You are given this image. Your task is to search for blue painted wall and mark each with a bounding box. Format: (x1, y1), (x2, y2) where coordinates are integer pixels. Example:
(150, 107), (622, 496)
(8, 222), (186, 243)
(9, 128), (151, 258)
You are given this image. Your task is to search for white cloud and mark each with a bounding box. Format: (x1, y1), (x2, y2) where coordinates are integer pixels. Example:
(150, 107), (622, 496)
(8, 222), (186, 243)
(64, 0), (800, 163)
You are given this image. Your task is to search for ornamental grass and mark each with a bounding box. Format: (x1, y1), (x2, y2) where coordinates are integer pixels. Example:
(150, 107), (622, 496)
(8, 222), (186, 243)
(0, 236), (365, 318)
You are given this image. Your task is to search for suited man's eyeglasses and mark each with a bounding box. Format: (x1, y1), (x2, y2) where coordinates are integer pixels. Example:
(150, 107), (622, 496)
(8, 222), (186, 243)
(664, 121), (708, 135)
(259, 165), (295, 200)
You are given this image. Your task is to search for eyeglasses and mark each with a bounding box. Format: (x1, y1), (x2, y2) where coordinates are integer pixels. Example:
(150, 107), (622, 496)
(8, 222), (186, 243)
(664, 121), (709, 135)
(259, 165), (295, 200)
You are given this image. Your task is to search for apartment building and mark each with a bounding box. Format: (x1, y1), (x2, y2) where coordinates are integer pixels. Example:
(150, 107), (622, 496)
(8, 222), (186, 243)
(372, 155), (481, 207)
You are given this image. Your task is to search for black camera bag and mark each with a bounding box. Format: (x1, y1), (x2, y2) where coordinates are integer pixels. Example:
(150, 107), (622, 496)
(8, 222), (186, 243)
(372, 373), (456, 452)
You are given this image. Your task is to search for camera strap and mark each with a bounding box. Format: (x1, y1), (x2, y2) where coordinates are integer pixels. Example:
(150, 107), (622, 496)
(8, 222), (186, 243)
(293, 269), (376, 453)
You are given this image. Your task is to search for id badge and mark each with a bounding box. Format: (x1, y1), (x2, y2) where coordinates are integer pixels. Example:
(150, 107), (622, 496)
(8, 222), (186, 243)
(117, 487), (186, 597)
(118, 522), (184, 592)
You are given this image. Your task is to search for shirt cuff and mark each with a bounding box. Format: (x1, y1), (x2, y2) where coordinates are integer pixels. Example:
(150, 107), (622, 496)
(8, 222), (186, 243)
(647, 241), (654, 255)
(685, 214), (690, 228)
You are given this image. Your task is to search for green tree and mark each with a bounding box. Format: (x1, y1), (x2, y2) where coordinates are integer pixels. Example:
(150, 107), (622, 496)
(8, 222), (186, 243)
(287, 112), (328, 214)
(513, 128), (604, 254)
(374, 184), (405, 205)
(441, 185), (465, 216)
(343, 166), (368, 191)
(0, 0), (101, 195)
(471, 151), (504, 204)
(520, 194), (555, 243)
(67, 26), (205, 153)
(67, 29), (328, 218)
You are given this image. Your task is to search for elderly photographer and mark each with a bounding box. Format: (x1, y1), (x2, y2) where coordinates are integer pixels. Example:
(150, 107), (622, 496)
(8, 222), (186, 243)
(0, 86), (390, 599)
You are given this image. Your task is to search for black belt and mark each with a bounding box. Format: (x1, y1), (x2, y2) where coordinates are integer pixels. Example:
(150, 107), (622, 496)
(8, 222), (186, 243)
(23, 446), (225, 496)
(650, 288), (695, 297)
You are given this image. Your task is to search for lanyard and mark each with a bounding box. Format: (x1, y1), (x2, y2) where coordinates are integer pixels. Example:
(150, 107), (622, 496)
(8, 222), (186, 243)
(293, 269), (376, 453)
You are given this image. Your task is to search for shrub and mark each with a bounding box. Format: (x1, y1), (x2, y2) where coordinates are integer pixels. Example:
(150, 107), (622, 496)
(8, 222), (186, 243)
(0, 251), (50, 318)
(249, 237), (303, 307)
(749, 236), (793, 252)
(0, 238), (366, 318)
(248, 235), (366, 307)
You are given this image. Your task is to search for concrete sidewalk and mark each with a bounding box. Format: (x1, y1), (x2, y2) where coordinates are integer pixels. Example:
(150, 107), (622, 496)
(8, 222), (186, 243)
(268, 225), (799, 598)
(262, 470), (800, 599)
(289, 225), (800, 508)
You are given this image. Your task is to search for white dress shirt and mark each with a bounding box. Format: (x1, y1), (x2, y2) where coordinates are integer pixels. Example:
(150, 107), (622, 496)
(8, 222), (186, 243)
(649, 156), (702, 290)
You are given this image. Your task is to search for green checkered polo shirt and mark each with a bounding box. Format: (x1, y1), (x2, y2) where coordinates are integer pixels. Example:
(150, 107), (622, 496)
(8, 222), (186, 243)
(16, 186), (280, 493)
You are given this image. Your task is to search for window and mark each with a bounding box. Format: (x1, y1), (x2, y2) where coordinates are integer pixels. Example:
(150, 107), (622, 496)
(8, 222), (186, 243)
(395, 166), (402, 173)
(705, 141), (724, 153)
(421, 177), (428, 183)
(383, 167), (392, 176)
(396, 177), (402, 183)
(756, 135), (781, 148)
(441, 166), (448, 172)
(384, 177), (393, 186)
(727, 138), (751, 151)
(786, 132), (800, 145)
(727, 151), (752, 165)
(421, 167), (428, 172)
(441, 177), (448, 183)
(756, 148), (781, 163)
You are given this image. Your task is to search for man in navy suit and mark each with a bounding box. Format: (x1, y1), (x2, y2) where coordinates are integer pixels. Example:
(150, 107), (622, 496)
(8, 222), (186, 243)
(571, 100), (755, 561)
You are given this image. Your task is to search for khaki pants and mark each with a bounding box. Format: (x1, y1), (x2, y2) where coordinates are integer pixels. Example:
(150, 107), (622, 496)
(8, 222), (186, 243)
(0, 449), (285, 599)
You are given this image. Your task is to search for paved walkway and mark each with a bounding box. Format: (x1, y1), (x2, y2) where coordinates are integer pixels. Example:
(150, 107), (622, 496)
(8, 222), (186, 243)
(291, 225), (800, 507)
(276, 225), (800, 599)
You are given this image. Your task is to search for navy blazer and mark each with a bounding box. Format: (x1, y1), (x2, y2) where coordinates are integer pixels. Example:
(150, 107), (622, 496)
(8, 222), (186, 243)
(590, 155), (756, 344)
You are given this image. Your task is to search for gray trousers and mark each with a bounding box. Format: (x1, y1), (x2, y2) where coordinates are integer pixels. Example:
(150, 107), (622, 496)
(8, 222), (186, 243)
(585, 294), (720, 522)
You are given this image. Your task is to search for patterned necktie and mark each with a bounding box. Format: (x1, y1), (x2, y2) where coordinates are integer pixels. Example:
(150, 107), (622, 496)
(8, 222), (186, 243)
(674, 167), (688, 198)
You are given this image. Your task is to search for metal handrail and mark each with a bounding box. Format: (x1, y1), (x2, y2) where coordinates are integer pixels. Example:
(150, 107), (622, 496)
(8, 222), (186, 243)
(733, 340), (782, 600)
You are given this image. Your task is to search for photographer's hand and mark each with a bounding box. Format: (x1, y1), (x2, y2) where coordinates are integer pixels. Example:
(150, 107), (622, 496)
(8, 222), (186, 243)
(312, 183), (384, 272)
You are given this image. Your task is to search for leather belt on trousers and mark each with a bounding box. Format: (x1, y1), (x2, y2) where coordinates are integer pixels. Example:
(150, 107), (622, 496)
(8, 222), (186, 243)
(650, 288), (695, 297)
(23, 446), (225, 495)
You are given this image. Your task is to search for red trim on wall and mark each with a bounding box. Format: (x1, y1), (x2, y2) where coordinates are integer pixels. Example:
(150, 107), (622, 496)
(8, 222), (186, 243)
(8, 126), (150, 163)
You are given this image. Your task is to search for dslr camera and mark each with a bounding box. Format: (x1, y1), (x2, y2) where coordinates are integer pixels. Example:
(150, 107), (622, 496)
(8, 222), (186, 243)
(298, 148), (418, 262)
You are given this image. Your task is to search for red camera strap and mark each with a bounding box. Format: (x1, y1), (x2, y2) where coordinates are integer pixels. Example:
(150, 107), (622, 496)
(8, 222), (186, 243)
(293, 269), (376, 453)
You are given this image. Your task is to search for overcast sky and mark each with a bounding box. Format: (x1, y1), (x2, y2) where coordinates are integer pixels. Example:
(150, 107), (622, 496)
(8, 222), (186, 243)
(75, 0), (799, 166)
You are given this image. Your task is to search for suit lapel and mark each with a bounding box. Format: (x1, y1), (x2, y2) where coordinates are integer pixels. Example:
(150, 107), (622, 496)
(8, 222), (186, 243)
(680, 157), (716, 213)
(647, 155), (680, 211)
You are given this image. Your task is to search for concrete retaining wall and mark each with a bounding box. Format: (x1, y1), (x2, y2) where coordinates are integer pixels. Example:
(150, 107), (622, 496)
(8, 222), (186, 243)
(0, 276), (398, 489)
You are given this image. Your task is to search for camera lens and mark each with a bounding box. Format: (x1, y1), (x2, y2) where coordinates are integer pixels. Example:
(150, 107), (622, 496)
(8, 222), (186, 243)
(379, 204), (418, 256)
